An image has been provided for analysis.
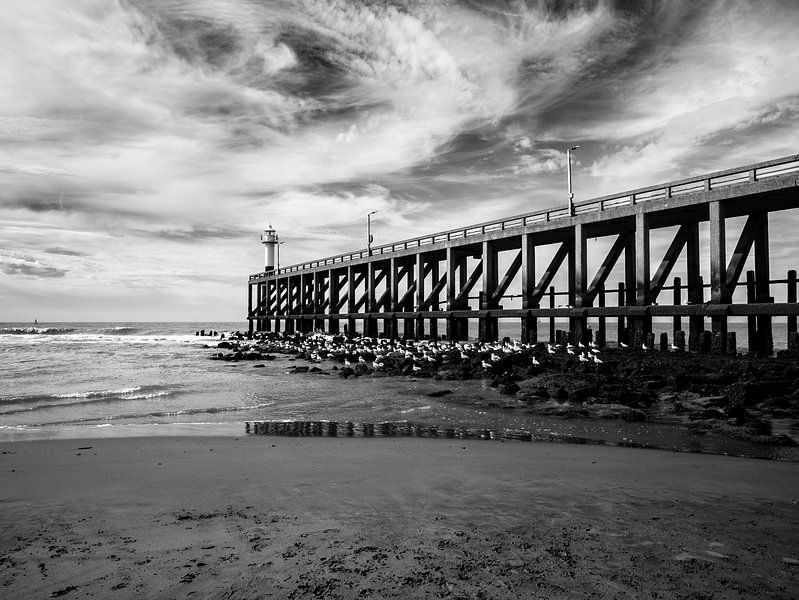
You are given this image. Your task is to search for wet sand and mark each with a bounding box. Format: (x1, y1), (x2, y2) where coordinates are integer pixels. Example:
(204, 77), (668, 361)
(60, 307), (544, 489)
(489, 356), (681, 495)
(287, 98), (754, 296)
(1, 436), (798, 599)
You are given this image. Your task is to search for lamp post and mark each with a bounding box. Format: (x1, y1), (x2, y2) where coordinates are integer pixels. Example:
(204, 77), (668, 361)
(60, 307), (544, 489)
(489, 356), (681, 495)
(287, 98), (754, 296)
(367, 210), (378, 256)
(567, 145), (579, 216)
(276, 241), (285, 272)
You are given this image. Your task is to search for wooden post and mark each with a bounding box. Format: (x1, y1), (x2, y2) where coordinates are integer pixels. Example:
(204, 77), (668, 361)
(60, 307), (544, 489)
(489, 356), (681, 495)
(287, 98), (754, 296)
(549, 285), (556, 343)
(746, 270), (757, 353)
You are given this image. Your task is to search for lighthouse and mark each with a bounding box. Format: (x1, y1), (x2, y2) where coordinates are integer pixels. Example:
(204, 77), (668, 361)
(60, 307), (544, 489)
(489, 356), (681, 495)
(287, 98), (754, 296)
(260, 223), (279, 272)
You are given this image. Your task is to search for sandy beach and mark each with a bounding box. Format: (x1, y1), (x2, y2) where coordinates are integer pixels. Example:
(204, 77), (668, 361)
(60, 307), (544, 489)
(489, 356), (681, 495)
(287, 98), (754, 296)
(1, 436), (798, 599)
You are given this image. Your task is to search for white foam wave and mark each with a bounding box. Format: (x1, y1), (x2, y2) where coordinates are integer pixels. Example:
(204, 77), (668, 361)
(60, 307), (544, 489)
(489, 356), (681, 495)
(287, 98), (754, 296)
(54, 386), (143, 399)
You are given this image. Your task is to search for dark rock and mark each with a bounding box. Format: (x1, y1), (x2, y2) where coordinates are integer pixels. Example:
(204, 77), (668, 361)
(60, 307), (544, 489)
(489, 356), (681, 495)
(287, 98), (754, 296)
(499, 382), (520, 396)
(354, 364), (369, 376)
(427, 390), (453, 398)
(338, 367), (354, 379)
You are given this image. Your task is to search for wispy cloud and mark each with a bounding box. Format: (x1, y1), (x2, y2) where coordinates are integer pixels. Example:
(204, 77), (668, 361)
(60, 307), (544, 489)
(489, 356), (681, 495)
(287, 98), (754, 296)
(0, 253), (68, 278)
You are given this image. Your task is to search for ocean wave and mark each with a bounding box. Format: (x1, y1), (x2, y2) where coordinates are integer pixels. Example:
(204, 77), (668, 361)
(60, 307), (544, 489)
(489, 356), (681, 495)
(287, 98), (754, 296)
(0, 386), (174, 409)
(99, 326), (141, 335)
(0, 327), (76, 335)
(40, 404), (264, 425)
(0, 390), (178, 416)
(54, 386), (143, 399)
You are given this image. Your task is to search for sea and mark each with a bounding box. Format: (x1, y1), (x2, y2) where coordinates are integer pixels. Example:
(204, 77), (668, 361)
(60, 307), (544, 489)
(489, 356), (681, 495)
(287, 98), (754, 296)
(1, 321), (796, 461)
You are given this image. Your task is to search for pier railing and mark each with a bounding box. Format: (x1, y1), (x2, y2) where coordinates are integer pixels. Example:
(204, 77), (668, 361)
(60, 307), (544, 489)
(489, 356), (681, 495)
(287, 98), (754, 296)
(250, 154), (799, 280)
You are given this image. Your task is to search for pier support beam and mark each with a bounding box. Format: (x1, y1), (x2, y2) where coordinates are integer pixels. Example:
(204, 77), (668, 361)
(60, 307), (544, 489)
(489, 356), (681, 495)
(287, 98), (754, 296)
(445, 248), (469, 341)
(479, 241), (499, 341)
(628, 212), (651, 348)
(709, 201), (728, 353)
(570, 224), (588, 344)
(520, 234), (537, 344)
(755, 213), (773, 355)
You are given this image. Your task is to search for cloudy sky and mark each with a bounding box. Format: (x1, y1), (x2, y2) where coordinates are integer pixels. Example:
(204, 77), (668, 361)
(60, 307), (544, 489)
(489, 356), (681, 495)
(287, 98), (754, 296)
(2, 0), (798, 322)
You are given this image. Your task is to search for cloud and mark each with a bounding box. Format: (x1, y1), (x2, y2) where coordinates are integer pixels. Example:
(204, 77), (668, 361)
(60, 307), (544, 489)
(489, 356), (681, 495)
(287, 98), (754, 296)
(1, 0), (798, 319)
(44, 247), (87, 257)
(0, 253), (67, 278)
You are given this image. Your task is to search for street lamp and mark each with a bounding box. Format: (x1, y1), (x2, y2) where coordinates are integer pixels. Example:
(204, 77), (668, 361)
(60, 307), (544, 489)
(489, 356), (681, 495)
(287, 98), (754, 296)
(367, 210), (378, 255)
(276, 241), (285, 272)
(567, 145), (579, 216)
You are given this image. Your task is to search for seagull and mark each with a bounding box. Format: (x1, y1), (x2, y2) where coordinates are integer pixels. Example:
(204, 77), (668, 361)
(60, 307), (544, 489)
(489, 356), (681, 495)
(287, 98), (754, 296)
(481, 360), (493, 369)
(592, 354), (603, 364)
(373, 361), (383, 369)
(619, 342), (629, 349)
(670, 343), (679, 351)
(642, 343), (650, 352)
(566, 347), (575, 355)
(344, 358), (352, 367)
(490, 353), (502, 362)
(531, 356), (540, 366)
(547, 344), (556, 355)
(460, 351), (470, 360)
(579, 352), (590, 362)
(412, 364), (422, 372)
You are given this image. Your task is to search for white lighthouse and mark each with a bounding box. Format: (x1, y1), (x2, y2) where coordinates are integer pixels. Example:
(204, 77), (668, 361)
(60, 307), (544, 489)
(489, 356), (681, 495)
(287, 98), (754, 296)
(260, 223), (279, 272)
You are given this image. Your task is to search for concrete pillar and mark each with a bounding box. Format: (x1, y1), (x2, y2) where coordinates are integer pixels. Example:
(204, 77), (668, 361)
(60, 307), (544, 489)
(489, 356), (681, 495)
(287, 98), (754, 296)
(686, 222), (703, 345)
(346, 266), (356, 336)
(479, 241), (498, 341)
(429, 259), (439, 339)
(754, 213), (772, 355)
(709, 202), (727, 352)
(570, 223), (588, 343)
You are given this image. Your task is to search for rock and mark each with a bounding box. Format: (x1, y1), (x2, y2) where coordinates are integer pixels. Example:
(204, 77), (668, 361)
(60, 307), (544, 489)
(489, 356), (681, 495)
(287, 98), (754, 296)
(699, 407), (726, 420)
(338, 367), (355, 379)
(354, 364), (369, 376)
(499, 382), (520, 396)
(436, 368), (472, 380)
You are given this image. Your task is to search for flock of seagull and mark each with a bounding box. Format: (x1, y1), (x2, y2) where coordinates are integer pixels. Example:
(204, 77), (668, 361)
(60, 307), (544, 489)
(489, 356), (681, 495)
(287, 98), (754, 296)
(253, 332), (649, 374)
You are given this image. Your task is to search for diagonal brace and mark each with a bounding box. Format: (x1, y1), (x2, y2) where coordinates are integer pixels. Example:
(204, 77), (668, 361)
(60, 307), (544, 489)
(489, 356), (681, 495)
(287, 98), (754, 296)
(531, 242), (569, 305)
(650, 225), (690, 301)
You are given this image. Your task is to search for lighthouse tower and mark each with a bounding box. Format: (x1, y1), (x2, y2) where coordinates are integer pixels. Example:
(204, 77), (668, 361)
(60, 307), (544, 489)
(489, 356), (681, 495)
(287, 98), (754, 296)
(260, 223), (279, 272)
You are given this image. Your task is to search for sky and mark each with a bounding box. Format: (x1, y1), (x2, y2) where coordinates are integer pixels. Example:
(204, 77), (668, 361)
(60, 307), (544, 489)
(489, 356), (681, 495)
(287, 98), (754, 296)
(1, 0), (798, 322)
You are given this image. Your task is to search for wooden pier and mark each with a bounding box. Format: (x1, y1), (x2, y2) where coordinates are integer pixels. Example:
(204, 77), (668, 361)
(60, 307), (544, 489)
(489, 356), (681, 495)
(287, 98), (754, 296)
(248, 155), (799, 354)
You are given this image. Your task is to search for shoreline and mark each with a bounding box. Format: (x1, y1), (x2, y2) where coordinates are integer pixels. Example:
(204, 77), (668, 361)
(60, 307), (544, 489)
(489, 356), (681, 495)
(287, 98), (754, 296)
(4, 416), (799, 462)
(2, 435), (798, 598)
